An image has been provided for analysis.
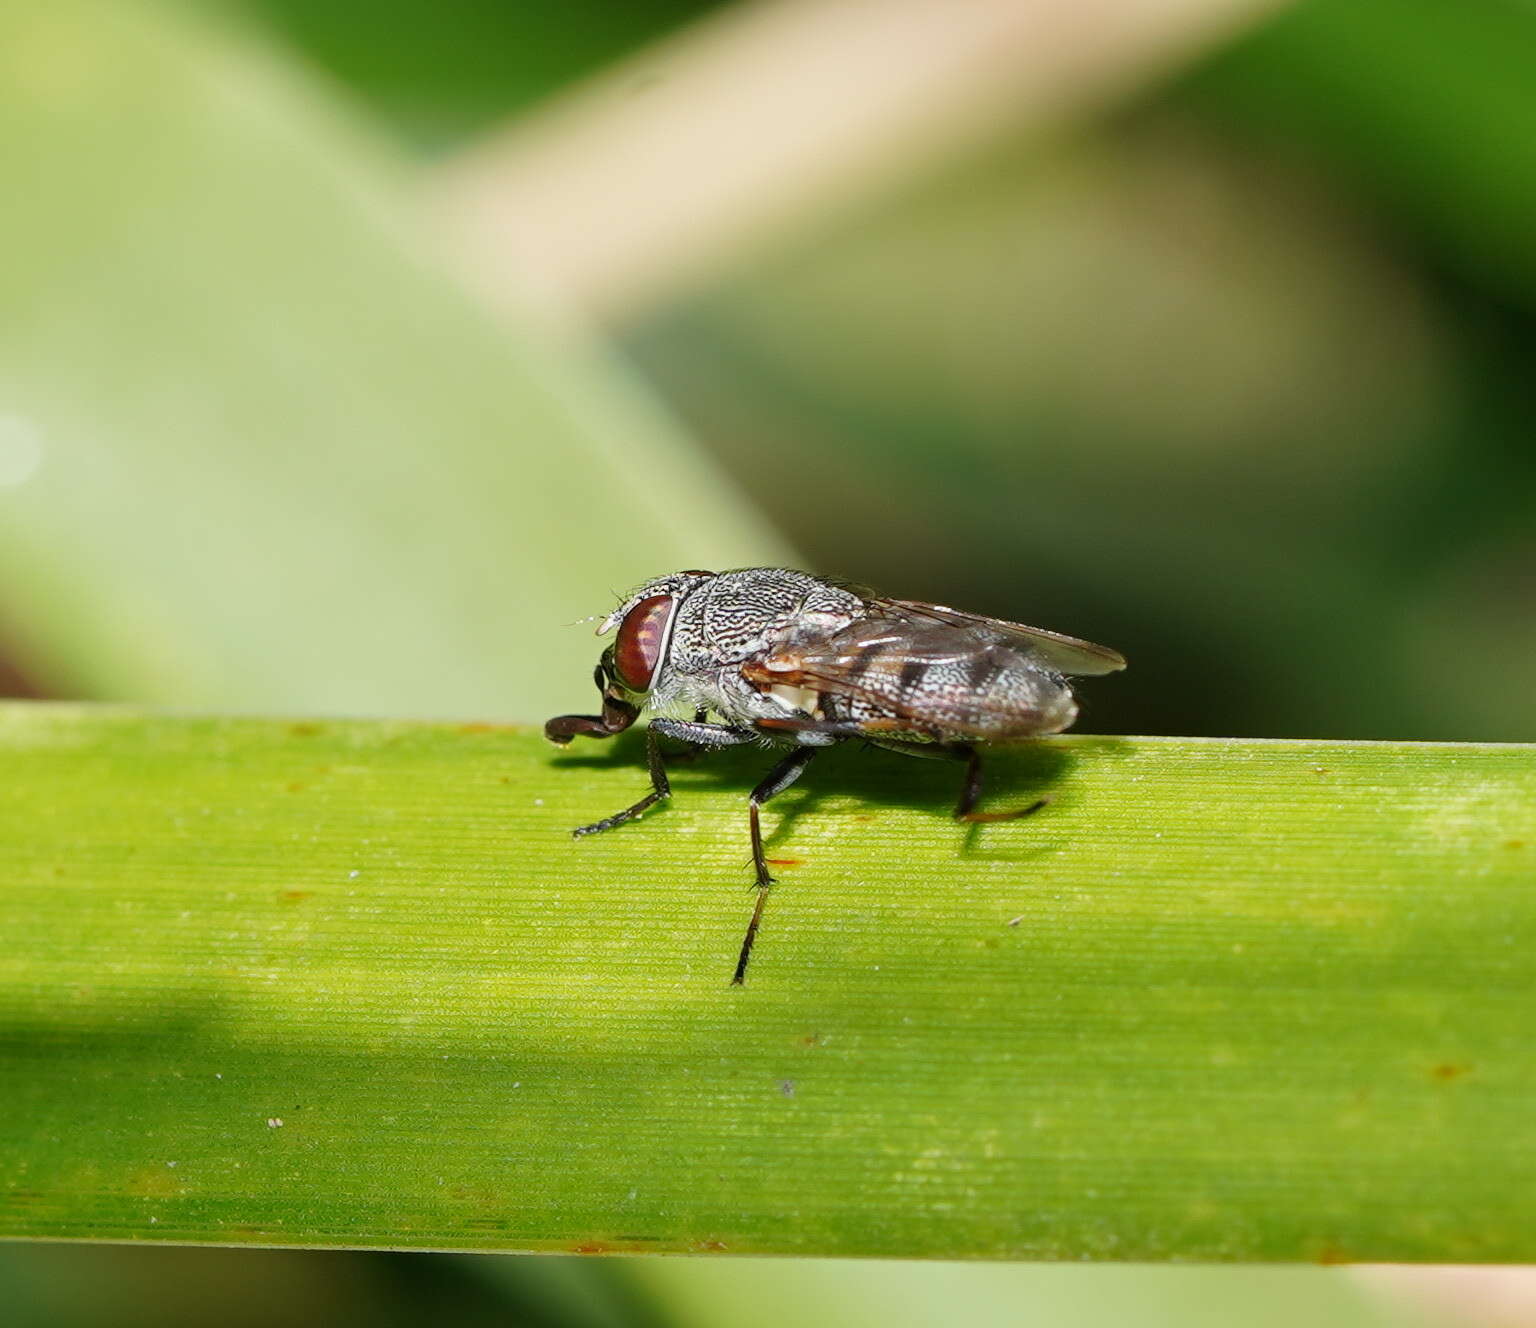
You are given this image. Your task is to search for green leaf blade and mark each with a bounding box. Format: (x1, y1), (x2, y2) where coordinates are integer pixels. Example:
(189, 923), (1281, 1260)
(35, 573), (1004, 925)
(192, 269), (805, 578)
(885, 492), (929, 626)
(2, 704), (1533, 1260)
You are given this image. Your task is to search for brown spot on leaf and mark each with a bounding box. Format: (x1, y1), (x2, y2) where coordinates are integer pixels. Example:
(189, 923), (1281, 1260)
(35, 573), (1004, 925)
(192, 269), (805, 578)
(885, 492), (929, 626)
(285, 781), (306, 793)
(765, 857), (801, 868)
(573, 1241), (611, 1255)
(692, 1239), (729, 1253)
(289, 722), (323, 737)
(1314, 1244), (1350, 1265)
(279, 890), (313, 904)
(1505, 840), (1525, 850)
(799, 1032), (821, 1047)
(1432, 1062), (1472, 1081)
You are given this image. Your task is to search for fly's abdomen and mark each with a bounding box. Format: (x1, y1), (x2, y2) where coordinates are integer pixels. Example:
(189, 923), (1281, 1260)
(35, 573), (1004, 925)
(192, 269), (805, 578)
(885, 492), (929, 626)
(780, 630), (1079, 742)
(882, 645), (1076, 740)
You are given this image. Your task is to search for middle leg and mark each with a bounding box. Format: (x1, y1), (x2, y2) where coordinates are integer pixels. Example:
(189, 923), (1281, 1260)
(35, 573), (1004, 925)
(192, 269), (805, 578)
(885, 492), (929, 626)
(734, 744), (821, 985)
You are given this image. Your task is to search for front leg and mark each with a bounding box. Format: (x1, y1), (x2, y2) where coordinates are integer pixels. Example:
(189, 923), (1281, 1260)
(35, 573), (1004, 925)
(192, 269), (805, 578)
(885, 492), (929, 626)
(649, 710), (715, 764)
(650, 716), (758, 748)
(570, 725), (675, 838)
(569, 719), (756, 839)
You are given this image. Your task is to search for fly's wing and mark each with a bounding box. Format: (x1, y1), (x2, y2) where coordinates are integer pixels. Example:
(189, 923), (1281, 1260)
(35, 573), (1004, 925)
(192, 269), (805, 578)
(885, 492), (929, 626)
(869, 598), (1126, 676)
(746, 617), (978, 720)
(745, 615), (1062, 737)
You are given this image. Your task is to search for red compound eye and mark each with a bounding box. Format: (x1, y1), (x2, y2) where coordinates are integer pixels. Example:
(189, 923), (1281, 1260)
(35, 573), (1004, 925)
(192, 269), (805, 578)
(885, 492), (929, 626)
(612, 594), (677, 693)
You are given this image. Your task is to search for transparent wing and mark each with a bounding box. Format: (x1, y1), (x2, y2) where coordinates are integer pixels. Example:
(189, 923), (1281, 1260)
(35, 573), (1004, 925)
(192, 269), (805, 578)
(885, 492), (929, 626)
(867, 598), (1126, 676)
(746, 620), (1007, 730)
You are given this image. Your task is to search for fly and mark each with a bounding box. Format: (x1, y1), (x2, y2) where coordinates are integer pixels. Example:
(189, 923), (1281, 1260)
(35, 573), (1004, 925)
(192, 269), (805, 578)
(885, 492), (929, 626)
(545, 567), (1125, 984)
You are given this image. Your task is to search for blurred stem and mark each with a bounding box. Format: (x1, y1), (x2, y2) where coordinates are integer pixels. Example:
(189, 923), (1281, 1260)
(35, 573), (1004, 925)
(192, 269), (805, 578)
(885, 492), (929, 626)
(430, 0), (1292, 324)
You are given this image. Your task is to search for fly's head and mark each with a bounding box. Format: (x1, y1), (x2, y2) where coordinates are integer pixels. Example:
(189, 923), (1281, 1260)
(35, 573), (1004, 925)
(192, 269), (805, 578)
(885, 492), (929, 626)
(545, 571), (715, 744)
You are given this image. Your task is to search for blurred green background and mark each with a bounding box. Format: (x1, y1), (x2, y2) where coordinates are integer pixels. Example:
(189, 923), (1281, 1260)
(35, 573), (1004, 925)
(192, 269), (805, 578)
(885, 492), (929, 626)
(3, 0), (1533, 1323)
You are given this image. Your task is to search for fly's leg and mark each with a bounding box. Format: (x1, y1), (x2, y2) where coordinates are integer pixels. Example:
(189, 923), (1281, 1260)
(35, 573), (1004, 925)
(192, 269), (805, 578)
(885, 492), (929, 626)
(748, 747), (820, 886)
(650, 717), (756, 748)
(753, 715), (873, 743)
(571, 726), (675, 838)
(570, 718), (756, 837)
(951, 743), (1050, 824)
(735, 746), (820, 986)
(655, 710), (715, 763)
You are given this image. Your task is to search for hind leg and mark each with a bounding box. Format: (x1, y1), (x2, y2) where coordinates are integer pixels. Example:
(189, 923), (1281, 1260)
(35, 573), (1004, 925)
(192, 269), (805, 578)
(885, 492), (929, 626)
(949, 743), (1050, 823)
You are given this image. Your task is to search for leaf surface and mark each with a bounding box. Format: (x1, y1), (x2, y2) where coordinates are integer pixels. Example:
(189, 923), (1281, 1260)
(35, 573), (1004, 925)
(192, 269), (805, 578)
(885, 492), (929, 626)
(2, 704), (1532, 1260)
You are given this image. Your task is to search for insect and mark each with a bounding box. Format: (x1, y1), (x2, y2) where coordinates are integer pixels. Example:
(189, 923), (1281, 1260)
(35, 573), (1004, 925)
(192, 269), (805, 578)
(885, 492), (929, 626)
(545, 568), (1125, 984)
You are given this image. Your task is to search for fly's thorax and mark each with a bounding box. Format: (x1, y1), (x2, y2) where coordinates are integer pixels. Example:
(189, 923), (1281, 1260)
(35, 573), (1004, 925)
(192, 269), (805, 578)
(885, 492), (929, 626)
(651, 666), (776, 729)
(669, 568), (863, 675)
